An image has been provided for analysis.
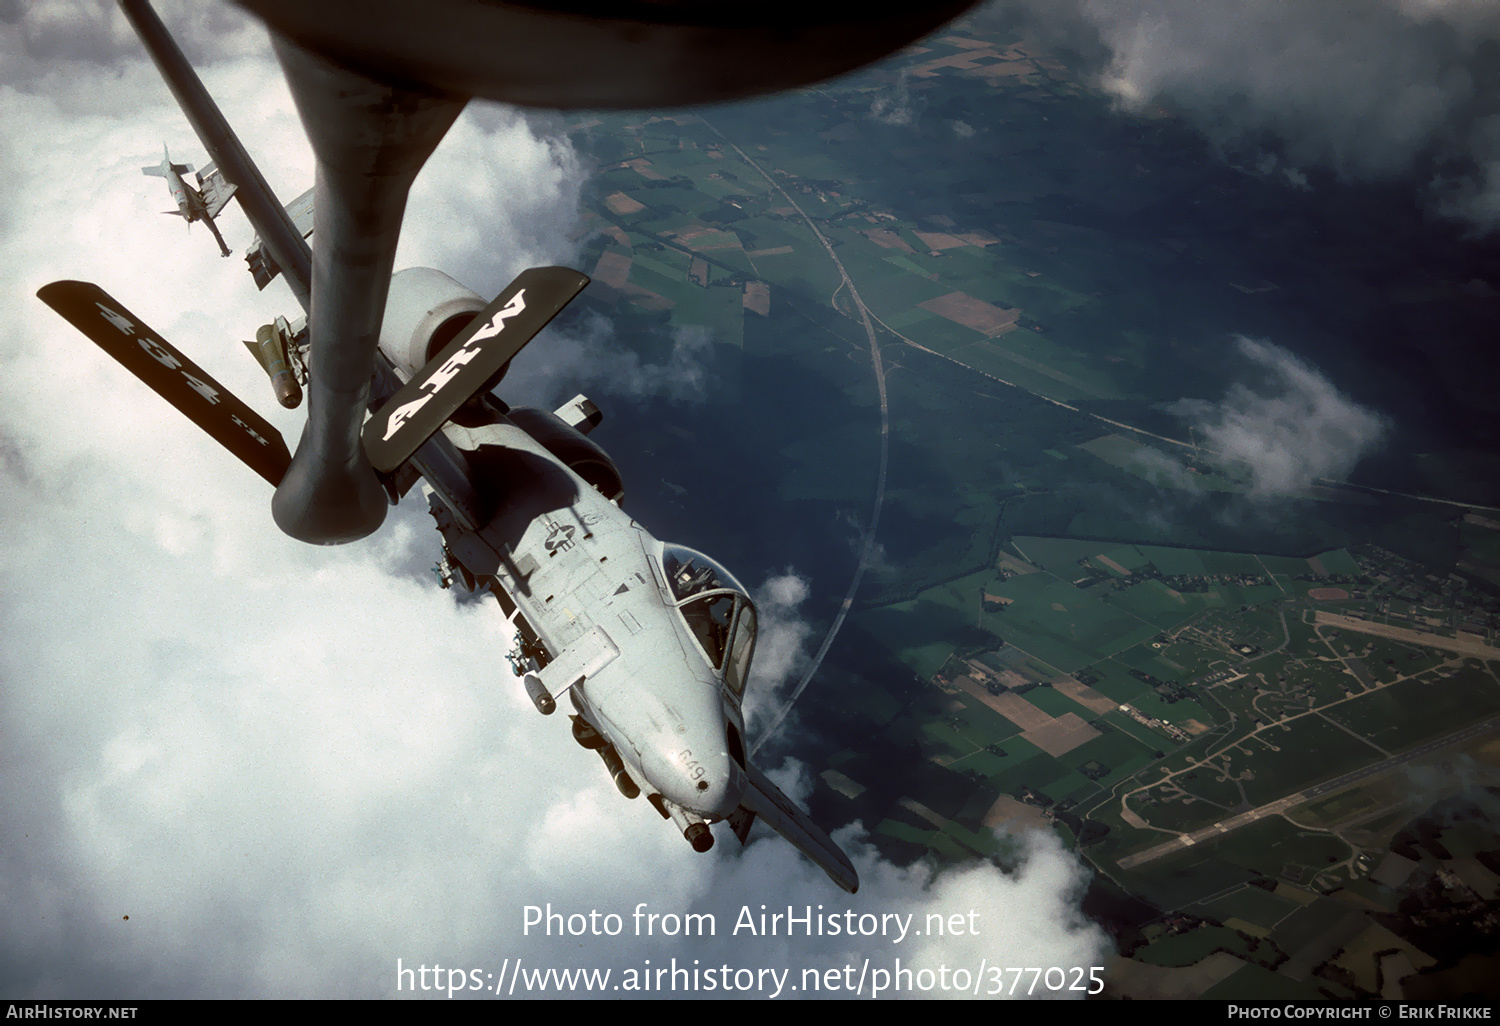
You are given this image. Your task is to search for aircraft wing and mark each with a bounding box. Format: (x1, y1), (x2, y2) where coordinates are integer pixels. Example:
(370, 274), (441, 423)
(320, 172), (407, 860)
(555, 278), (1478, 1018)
(37, 280), (291, 486)
(737, 760), (859, 894)
(282, 187), (314, 238)
(362, 265), (589, 474)
(246, 188), (315, 291)
(195, 161), (238, 218)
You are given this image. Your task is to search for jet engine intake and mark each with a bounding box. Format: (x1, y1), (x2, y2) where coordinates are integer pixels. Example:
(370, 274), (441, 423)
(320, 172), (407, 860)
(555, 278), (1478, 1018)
(379, 266), (485, 381)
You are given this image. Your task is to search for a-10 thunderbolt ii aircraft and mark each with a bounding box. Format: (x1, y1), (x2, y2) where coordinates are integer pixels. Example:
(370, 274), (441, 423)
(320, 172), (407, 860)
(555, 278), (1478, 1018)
(39, 266), (861, 891)
(141, 143), (235, 258)
(40, 0), (984, 890)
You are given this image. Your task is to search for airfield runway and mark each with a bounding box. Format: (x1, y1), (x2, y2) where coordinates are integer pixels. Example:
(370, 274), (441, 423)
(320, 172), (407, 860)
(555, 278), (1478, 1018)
(1115, 714), (1500, 870)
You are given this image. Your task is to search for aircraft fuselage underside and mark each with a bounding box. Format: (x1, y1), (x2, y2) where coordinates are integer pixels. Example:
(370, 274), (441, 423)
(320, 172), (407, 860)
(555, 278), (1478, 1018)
(426, 409), (749, 842)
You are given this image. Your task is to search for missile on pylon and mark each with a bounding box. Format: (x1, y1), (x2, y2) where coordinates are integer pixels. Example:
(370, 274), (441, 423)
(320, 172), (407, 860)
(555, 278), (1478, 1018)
(243, 318), (303, 409)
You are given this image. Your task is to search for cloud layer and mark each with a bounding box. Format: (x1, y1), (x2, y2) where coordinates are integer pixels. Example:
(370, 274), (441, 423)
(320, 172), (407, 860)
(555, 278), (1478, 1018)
(502, 312), (716, 411)
(989, 0), (1500, 231)
(742, 570), (816, 737)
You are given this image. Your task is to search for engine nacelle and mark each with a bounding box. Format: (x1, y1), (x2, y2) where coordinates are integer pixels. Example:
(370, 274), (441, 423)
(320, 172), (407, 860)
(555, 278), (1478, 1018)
(507, 407), (624, 503)
(379, 266), (485, 382)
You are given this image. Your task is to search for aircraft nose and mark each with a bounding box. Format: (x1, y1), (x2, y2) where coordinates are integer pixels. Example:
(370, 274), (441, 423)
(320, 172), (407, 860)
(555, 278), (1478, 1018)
(680, 755), (742, 819)
(635, 702), (743, 820)
(642, 740), (741, 820)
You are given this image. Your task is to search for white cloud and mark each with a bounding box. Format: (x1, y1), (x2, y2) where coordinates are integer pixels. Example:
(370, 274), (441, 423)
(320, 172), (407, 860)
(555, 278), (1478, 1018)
(503, 313), (716, 410)
(867, 70), (917, 127)
(988, 0), (1500, 231)
(1169, 336), (1386, 496)
(1126, 444), (1202, 491)
(398, 104), (587, 293)
(742, 570), (816, 736)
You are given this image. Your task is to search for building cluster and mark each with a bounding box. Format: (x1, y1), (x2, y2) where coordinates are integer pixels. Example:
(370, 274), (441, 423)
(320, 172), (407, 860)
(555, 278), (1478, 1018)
(1353, 543), (1500, 641)
(1119, 702), (1189, 743)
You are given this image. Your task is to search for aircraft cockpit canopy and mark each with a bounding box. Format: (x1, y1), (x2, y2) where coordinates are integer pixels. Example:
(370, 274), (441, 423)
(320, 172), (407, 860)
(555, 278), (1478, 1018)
(661, 544), (757, 696)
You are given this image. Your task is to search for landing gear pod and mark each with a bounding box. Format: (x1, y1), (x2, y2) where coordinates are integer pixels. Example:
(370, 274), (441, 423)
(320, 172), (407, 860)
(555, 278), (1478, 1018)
(597, 744), (639, 799)
(521, 671), (555, 715)
(571, 714), (604, 750)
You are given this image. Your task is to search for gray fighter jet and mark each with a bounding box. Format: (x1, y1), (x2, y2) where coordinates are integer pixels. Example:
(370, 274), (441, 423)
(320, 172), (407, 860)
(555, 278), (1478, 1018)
(38, 0), (869, 891)
(142, 144), (234, 257)
(40, 274), (858, 892)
